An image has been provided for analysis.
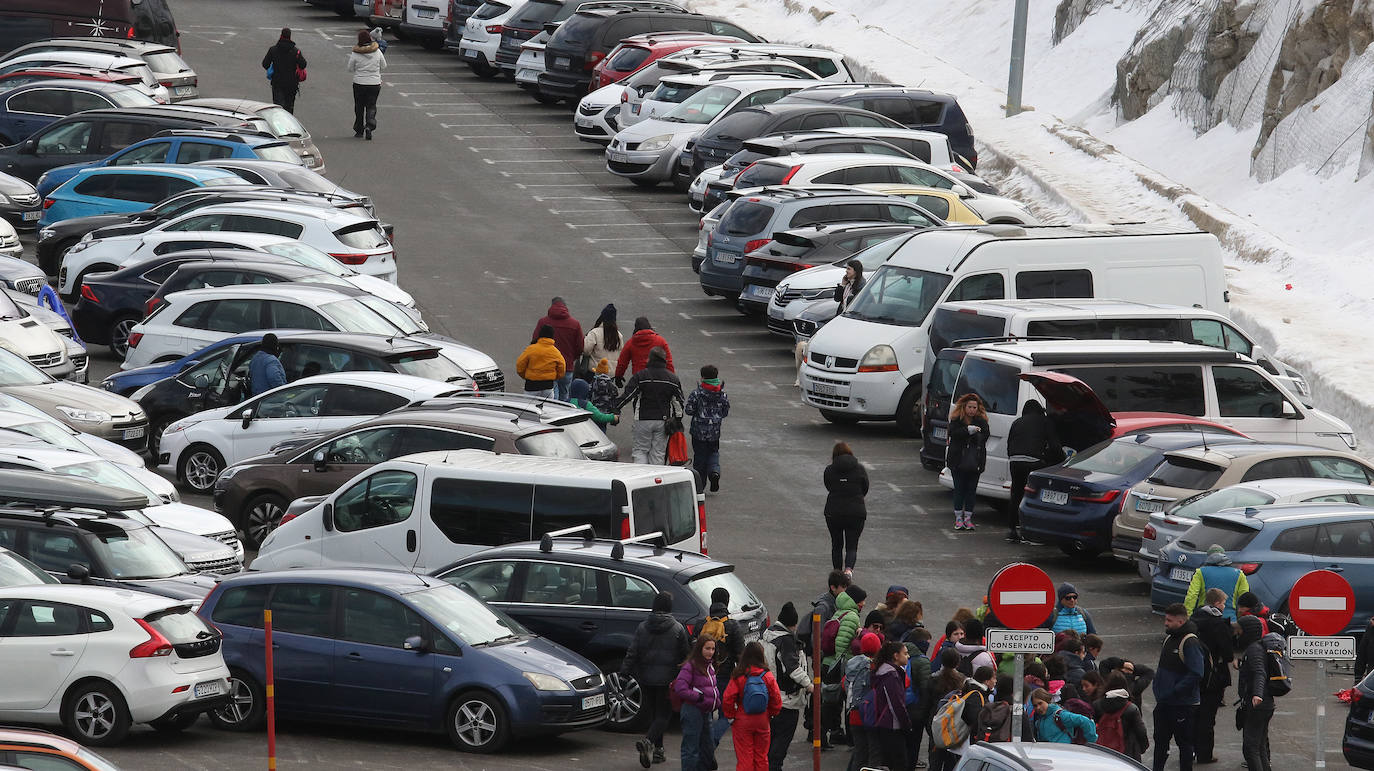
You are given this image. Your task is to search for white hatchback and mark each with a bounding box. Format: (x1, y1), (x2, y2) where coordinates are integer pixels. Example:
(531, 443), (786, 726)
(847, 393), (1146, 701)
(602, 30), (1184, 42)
(458, 0), (515, 76)
(0, 584), (231, 745)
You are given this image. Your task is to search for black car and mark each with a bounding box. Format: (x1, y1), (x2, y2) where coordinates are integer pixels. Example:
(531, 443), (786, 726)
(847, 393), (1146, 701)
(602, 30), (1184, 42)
(919, 347), (966, 469)
(432, 533), (767, 730)
(443, 0), (488, 52)
(738, 222), (921, 315)
(684, 103), (904, 181)
(495, 0), (686, 77)
(1346, 667), (1374, 769)
(701, 134), (916, 212)
(0, 169), (40, 230)
(0, 469), (218, 602)
(777, 84), (979, 168)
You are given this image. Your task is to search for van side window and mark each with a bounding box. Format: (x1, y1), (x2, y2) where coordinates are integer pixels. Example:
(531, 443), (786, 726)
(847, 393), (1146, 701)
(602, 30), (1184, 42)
(928, 309), (1006, 354)
(1014, 269), (1093, 299)
(1057, 366), (1205, 415)
(1213, 366), (1285, 418)
(333, 470), (417, 533)
(429, 478), (532, 546)
(532, 485), (615, 538)
(1188, 320), (1252, 356)
(947, 273), (1004, 302)
(952, 357), (1019, 415)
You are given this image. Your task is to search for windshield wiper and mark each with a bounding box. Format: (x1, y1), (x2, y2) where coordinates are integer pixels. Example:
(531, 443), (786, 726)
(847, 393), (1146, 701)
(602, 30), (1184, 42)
(661, 116), (686, 123)
(713, 134), (739, 142)
(472, 633), (521, 647)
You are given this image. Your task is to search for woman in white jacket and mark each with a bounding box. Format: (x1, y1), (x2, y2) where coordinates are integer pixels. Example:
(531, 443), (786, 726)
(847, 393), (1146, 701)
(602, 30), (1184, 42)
(347, 29), (386, 139)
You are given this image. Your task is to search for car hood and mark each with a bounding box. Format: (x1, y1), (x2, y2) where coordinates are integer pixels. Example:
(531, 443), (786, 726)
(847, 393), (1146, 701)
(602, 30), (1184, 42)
(344, 273), (414, 307)
(77, 432), (146, 467)
(417, 333), (498, 372)
(115, 571), (219, 601)
(0, 255), (45, 282)
(806, 314), (906, 359)
(0, 318), (62, 358)
(0, 172), (35, 198)
(47, 212), (133, 236)
(581, 83), (625, 110)
(479, 634), (599, 682)
(1, 381), (144, 424)
(151, 525), (237, 563)
(776, 264), (844, 292)
(143, 501), (235, 537)
(613, 118), (702, 144)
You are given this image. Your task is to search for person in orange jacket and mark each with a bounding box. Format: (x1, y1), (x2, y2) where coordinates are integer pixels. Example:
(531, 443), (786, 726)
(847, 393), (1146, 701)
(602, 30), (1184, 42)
(721, 641), (783, 771)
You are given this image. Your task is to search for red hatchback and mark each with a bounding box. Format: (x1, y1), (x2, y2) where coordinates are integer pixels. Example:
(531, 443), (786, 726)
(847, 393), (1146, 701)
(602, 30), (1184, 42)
(590, 32), (744, 89)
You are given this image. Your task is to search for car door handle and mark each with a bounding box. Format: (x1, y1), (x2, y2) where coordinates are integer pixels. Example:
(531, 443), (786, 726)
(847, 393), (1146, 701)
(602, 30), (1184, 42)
(406, 529), (417, 552)
(346, 652), (364, 661)
(580, 622), (598, 631)
(50, 649), (75, 657)
(1325, 565), (1345, 573)
(290, 427), (310, 434)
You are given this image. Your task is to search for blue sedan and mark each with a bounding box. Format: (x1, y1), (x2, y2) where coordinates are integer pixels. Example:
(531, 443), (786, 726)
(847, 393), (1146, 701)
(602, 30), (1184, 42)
(100, 334), (263, 396)
(39, 165), (247, 227)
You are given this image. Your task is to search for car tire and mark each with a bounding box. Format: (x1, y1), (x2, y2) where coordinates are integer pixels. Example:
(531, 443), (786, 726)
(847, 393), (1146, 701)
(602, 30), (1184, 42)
(66, 264), (117, 303)
(921, 457), (943, 471)
(895, 384), (921, 437)
(446, 691), (510, 752)
(469, 61), (499, 78)
(603, 663), (647, 732)
(150, 712), (199, 732)
(179, 443), (225, 493)
(820, 409), (858, 425)
(208, 670), (265, 732)
(241, 492), (289, 550)
(62, 681), (131, 747)
(108, 313), (140, 358)
(421, 37), (444, 50)
(629, 178), (658, 188)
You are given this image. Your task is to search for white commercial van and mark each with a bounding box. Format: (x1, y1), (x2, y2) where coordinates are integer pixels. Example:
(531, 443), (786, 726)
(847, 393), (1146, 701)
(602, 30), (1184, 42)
(252, 450), (705, 572)
(798, 224), (1229, 433)
(935, 339), (1355, 501)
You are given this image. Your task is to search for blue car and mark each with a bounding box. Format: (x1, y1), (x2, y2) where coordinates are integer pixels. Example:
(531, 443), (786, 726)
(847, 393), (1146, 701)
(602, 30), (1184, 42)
(99, 334), (263, 396)
(35, 130), (304, 196)
(198, 568), (609, 752)
(39, 164), (248, 227)
(1153, 503), (1374, 631)
(1021, 431), (1253, 557)
(0, 79), (157, 146)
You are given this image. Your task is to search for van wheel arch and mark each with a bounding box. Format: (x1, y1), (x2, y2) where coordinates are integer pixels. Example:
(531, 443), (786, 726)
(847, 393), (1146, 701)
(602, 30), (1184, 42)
(895, 375), (924, 437)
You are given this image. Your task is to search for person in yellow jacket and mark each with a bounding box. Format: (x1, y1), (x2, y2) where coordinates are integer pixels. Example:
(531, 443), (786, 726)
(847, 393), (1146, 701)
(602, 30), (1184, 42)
(1183, 544), (1249, 621)
(517, 325), (565, 398)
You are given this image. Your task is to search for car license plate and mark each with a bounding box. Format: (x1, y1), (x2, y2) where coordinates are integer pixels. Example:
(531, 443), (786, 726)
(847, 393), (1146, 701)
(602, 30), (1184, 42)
(1040, 489), (1069, 505)
(714, 252), (736, 264)
(416, 6), (438, 17)
(630, 103), (641, 115)
(1135, 499), (1164, 513)
(21, 210), (40, 221)
(461, 48), (477, 58)
(931, 426), (947, 441)
(174, 85), (195, 96)
(607, 150), (627, 163)
(582, 693), (606, 710)
(123, 426), (146, 440)
(812, 382), (838, 396)
(555, 56), (571, 69)
(194, 680), (225, 699)
(574, 115), (594, 128)
(744, 285), (773, 301)
(1169, 566), (1193, 582)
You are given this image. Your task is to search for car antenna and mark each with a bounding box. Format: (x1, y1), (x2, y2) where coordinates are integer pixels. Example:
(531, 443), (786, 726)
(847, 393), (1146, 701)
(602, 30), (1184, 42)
(372, 539), (422, 578)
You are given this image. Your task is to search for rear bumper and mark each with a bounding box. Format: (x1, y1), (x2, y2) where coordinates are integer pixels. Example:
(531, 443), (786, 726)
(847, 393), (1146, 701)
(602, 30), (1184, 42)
(1019, 501), (1116, 551)
(537, 71), (590, 99)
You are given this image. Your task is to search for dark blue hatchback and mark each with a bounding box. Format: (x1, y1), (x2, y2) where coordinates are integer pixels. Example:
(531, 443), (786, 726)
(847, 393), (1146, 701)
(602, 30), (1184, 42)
(199, 568), (608, 752)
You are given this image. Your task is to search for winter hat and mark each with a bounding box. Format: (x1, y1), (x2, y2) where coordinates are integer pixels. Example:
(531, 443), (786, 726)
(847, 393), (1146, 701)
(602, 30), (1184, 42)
(844, 585), (868, 604)
(1057, 583), (1079, 600)
(595, 358), (610, 374)
(1204, 544), (1232, 566)
(570, 378), (591, 401)
(885, 585), (909, 607)
(595, 303), (617, 326)
(537, 324), (555, 339)
(649, 346), (668, 366)
(777, 601), (798, 628)
(864, 610), (886, 628)
(1105, 688), (1130, 699)
(1237, 591), (1262, 610)
(859, 632), (882, 656)
(634, 316), (652, 332)
(711, 587), (730, 605)
(1237, 614), (1263, 648)
(652, 591), (673, 613)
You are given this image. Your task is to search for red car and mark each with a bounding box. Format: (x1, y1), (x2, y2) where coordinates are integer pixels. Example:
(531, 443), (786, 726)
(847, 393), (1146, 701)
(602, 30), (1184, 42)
(590, 32), (744, 89)
(0, 65), (146, 90)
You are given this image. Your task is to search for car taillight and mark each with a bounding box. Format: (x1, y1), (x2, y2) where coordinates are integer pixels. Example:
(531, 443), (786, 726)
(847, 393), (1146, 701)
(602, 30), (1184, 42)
(42, 198), (55, 209)
(779, 164), (803, 184)
(685, 623), (695, 636)
(1023, 484), (1036, 495)
(79, 284), (98, 304)
(584, 51), (604, 70)
(329, 252), (370, 266)
(1143, 524), (1157, 540)
(145, 297), (163, 316)
(130, 619), (173, 658)
(620, 518), (631, 539)
(620, 88), (629, 103)
(159, 80), (175, 87)
(127, 332), (142, 348)
(744, 238), (771, 254)
(1237, 562), (1262, 575)
(486, 24), (502, 33)
(126, 27), (136, 39)
(1070, 489), (1121, 504)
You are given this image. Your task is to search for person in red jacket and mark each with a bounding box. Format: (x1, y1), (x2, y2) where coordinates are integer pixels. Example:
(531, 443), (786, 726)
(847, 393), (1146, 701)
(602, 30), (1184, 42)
(531, 296), (582, 401)
(722, 641), (783, 771)
(616, 316), (674, 382)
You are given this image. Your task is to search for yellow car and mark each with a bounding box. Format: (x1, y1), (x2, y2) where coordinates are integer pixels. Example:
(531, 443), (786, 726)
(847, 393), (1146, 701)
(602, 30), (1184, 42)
(857, 184), (987, 225)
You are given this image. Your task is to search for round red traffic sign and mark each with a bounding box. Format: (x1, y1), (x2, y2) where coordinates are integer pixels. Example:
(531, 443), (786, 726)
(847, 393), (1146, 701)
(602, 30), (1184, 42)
(988, 563), (1055, 630)
(1289, 569), (1355, 637)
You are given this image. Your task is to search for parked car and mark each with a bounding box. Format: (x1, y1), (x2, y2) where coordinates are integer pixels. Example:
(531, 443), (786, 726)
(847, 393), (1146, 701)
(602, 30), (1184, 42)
(0, 0), (180, 50)
(400, 0), (449, 48)
(0, 51), (169, 103)
(396, 392), (618, 461)
(0, 218), (21, 261)
(1345, 667), (1374, 769)
(0, 345), (147, 450)
(435, 534), (766, 729)
(193, 159), (368, 208)
(199, 568), (609, 752)
(0, 79), (156, 146)
(39, 164), (248, 227)
(591, 32), (744, 89)
(3, 38), (196, 100)
(0, 544), (57, 587)
(0, 64), (150, 93)
(0, 283), (84, 381)
(214, 408), (587, 548)
(739, 222), (923, 316)
(0, 400), (172, 498)
(0, 584), (230, 746)
(182, 98), (326, 171)
(630, 64), (820, 127)
(0, 169), (40, 229)
(776, 84), (978, 167)
(457, 1), (521, 77)
(952, 741), (1147, 770)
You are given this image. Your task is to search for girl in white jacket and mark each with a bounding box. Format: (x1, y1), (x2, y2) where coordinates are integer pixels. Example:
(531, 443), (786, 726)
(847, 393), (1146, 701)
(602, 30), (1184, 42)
(347, 29), (387, 139)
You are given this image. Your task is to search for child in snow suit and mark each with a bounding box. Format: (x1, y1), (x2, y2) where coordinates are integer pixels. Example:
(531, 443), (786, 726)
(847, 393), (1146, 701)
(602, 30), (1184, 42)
(722, 642), (783, 771)
(685, 364), (730, 491)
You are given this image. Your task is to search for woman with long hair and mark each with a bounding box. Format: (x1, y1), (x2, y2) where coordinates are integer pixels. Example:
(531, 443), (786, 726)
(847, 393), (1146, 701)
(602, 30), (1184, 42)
(583, 302), (622, 369)
(868, 641), (912, 771)
(673, 635), (720, 771)
(823, 441), (869, 577)
(836, 259), (865, 313)
(721, 641), (782, 771)
(945, 393), (989, 531)
(346, 29), (386, 139)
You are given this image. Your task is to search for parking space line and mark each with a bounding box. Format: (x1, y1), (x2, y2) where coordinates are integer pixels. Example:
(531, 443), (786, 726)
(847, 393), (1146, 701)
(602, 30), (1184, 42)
(498, 171), (584, 177)
(484, 158), (567, 164)
(603, 251), (680, 256)
(565, 222), (642, 228)
(678, 311), (738, 320)
(515, 183), (598, 188)
(719, 345), (787, 352)
(659, 296), (714, 303)
(639, 281), (698, 287)
(585, 236), (677, 242)
(701, 329), (769, 337)
(619, 265), (692, 270)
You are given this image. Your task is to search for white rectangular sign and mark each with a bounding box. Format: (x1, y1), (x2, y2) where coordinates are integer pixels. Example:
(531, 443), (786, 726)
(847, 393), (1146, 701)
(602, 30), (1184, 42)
(986, 628), (1055, 654)
(1287, 635), (1356, 661)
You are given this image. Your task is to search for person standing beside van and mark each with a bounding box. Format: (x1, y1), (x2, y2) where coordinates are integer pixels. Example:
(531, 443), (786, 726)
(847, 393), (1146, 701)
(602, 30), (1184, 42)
(262, 28), (307, 113)
(1005, 400), (1063, 543)
(347, 29), (386, 140)
(836, 260), (864, 313)
(615, 346), (683, 464)
(823, 442), (868, 576)
(946, 394), (989, 531)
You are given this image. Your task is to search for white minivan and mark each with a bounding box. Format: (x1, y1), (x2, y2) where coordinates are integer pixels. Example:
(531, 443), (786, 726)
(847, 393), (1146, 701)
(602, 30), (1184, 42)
(798, 224), (1230, 433)
(252, 449), (706, 572)
(936, 339), (1355, 501)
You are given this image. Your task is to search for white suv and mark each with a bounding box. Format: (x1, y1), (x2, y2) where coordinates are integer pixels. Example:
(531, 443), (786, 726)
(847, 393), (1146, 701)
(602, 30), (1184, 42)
(458, 0), (516, 77)
(0, 584), (232, 745)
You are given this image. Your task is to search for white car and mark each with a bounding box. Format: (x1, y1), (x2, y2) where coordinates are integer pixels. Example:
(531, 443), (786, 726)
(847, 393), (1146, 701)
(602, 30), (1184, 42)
(0, 584), (231, 745)
(574, 82), (631, 145)
(159, 372), (471, 491)
(60, 201), (397, 296)
(0, 545), (55, 587)
(515, 28), (555, 95)
(400, 0), (448, 49)
(0, 218), (20, 260)
(458, 0), (516, 77)
(0, 52), (170, 103)
(0, 287), (81, 381)
(0, 404), (175, 500)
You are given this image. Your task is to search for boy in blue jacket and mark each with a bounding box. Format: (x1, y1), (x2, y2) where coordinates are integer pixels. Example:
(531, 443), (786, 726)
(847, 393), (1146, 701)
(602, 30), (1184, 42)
(1031, 688), (1097, 744)
(684, 364), (730, 491)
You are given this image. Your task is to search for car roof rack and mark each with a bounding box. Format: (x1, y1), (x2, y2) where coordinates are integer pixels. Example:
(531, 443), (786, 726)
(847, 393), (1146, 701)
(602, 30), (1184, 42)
(576, 0), (687, 10)
(539, 523), (598, 551)
(0, 469), (148, 514)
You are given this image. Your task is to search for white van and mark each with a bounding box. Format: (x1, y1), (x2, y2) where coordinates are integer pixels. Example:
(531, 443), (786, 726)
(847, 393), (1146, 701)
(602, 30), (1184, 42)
(251, 450), (705, 572)
(935, 339), (1355, 500)
(925, 299), (1311, 404)
(798, 224), (1229, 433)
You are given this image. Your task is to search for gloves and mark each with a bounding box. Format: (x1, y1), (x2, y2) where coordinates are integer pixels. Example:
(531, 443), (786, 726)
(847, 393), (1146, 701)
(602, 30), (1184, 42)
(968, 425), (982, 433)
(615, 376), (625, 388)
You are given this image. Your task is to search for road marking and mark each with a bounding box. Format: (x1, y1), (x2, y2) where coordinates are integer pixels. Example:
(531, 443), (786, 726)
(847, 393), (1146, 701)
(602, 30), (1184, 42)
(498, 171), (584, 176)
(485, 158), (566, 163)
(565, 222), (642, 228)
(659, 297), (712, 303)
(740, 363), (795, 370)
(584, 236), (677, 242)
(639, 281), (697, 287)
(515, 183), (598, 188)
(700, 330), (764, 337)
(602, 251), (679, 257)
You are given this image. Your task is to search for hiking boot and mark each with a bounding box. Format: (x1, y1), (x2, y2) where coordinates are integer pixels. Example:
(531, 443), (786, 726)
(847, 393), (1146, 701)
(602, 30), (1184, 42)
(709, 472), (720, 492)
(636, 738), (652, 768)
(652, 748), (666, 764)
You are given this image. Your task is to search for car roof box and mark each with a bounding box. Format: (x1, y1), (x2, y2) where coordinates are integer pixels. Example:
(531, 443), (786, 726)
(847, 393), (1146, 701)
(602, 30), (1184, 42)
(0, 469), (148, 513)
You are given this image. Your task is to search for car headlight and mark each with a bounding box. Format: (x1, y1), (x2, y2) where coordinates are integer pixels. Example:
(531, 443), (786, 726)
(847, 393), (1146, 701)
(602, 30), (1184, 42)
(128, 382), (155, 401)
(217, 465), (243, 481)
(164, 419), (196, 434)
(66, 240), (92, 255)
(1341, 432), (1358, 450)
(637, 134), (674, 152)
(802, 288), (837, 300)
(858, 345), (900, 373)
(56, 406), (111, 424)
(522, 672), (571, 692)
(0, 192), (9, 205)
(39, 227), (56, 240)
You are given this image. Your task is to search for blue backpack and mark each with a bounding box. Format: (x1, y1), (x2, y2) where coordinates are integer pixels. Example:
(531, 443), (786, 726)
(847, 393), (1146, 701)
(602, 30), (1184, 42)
(742, 672), (769, 714)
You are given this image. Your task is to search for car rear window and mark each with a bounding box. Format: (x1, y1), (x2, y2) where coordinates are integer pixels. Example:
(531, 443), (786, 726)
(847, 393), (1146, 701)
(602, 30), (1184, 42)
(553, 414), (607, 451)
(952, 355), (1018, 415)
(687, 569), (761, 616)
(630, 480), (697, 546)
(607, 45), (652, 72)
(514, 429), (584, 458)
(554, 12), (602, 47)
(511, 0), (562, 27)
(254, 143), (302, 165)
(928, 308), (1007, 355)
(1063, 440), (1158, 475)
(473, 1), (511, 20)
(1170, 487), (1276, 519)
(701, 110), (771, 142)
(143, 51), (189, 75)
(145, 606), (217, 643)
(649, 79), (705, 105)
(277, 169), (334, 192)
(734, 162), (791, 189)
(718, 200), (774, 236)
(334, 223), (388, 249)
(1147, 457), (1224, 489)
(1176, 520), (1258, 551)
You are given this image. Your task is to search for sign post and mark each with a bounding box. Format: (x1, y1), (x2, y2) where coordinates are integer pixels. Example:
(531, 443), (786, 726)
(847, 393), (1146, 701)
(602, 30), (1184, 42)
(812, 611), (821, 771)
(1287, 569), (1357, 769)
(986, 563), (1056, 739)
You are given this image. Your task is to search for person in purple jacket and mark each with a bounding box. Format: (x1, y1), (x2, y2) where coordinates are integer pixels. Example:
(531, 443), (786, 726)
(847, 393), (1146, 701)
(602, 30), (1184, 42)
(674, 636), (720, 771)
(868, 641), (912, 770)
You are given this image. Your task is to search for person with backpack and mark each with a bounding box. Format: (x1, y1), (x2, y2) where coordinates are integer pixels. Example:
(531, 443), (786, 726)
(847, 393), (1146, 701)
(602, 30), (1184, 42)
(1183, 545), (1249, 620)
(722, 641), (783, 771)
(819, 584), (865, 748)
(1055, 639), (1088, 690)
(887, 598), (924, 645)
(706, 588), (746, 748)
(930, 665), (994, 771)
(844, 633), (882, 770)
(1030, 688), (1097, 744)
(762, 602), (812, 771)
(823, 442), (869, 575)
(902, 627), (934, 769)
(684, 364), (730, 492)
(865, 641), (912, 771)
(1094, 673), (1149, 761)
(674, 635), (721, 771)
(1236, 615), (1277, 771)
(346, 29), (386, 140)
(953, 619), (995, 676)
(624, 591), (691, 768)
(1047, 584), (1097, 635)
(1152, 603), (1205, 771)
(980, 674), (1014, 742)
(262, 28), (307, 113)
(615, 346), (683, 464)
(1189, 587), (1234, 765)
(945, 393), (989, 530)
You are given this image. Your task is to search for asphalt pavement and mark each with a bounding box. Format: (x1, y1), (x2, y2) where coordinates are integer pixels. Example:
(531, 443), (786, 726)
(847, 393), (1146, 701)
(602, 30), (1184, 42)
(45, 1), (1353, 768)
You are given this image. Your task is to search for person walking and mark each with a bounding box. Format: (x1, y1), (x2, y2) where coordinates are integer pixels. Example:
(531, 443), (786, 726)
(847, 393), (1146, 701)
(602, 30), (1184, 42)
(515, 325), (564, 398)
(346, 29), (385, 140)
(262, 28), (307, 113)
(708, 588), (746, 750)
(685, 364), (730, 492)
(532, 297), (583, 400)
(590, 358), (619, 415)
(1236, 614), (1274, 771)
(1190, 588), (1233, 765)
(820, 585), (866, 744)
(1005, 400), (1064, 542)
(823, 442), (868, 576)
(249, 333), (286, 396)
(945, 393), (989, 531)
(675, 635), (721, 771)
(1183, 545), (1249, 620)
(1093, 673), (1149, 761)
(1030, 688), (1097, 744)
(1152, 603), (1205, 771)
(930, 665), (994, 771)
(616, 316), (674, 382)
(569, 378), (617, 430)
(722, 642), (783, 771)
(583, 303), (622, 374)
(867, 641), (912, 771)
(1047, 584), (1097, 635)
(763, 602), (812, 771)
(836, 260), (865, 313)
(624, 591), (691, 768)
(614, 346), (683, 464)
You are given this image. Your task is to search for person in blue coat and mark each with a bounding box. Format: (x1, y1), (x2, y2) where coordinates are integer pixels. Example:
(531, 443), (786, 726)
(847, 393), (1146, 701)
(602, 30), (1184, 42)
(249, 333), (286, 396)
(1047, 583), (1096, 635)
(1030, 688), (1098, 744)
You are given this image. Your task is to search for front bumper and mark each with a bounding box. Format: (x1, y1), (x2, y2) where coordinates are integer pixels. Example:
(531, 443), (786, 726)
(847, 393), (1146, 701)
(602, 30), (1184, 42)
(798, 363), (904, 418)
(605, 144), (681, 184)
(0, 203), (42, 231)
(574, 104), (619, 144)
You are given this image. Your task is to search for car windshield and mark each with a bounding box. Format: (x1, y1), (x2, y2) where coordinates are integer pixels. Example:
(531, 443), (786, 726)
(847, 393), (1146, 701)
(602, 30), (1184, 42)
(261, 241), (351, 276)
(407, 582), (528, 645)
(842, 265), (952, 327)
(687, 570), (762, 615)
(626, 62), (669, 89)
(109, 88), (155, 107)
(4, 419), (87, 452)
(0, 347), (53, 386)
(357, 296), (423, 334)
(89, 526), (188, 580)
(1064, 440), (1160, 475)
(255, 144), (303, 165)
(663, 85), (741, 124)
(1170, 487), (1277, 519)
(390, 352), (468, 382)
(56, 460), (158, 503)
(553, 13), (601, 48)
(0, 550), (58, 586)
(514, 429), (584, 458)
(257, 105), (306, 137)
(322, 299), (404, 335)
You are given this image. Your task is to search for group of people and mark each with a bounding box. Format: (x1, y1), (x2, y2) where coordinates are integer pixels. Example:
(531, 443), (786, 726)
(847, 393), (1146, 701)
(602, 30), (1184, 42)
(262, 26), (389, 139)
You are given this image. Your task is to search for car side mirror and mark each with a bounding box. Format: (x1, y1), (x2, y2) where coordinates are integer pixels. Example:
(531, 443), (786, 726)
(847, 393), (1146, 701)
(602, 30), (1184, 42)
(240, 407), (253, 429)
(19, 139), (36, 155)
(66, 563), (90, 583)
(322, 502), (333, 532)
(1281, 401), (1298, 418)
(404, 635), (429, 653)
(951, 183), (973, 199)
(313, 449), (327, 471)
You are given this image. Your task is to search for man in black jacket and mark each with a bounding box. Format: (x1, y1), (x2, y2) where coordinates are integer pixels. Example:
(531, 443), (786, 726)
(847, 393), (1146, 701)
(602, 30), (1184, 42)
(763, 602), (812, 771)
(1190, 588), (1234, 764)
(1005, 400), (1063, 542)
(1236, 615), (1274, 771)
(262, 28), (307, 113)
(623, 591), (690, 767)
(615, 346), (682, 464)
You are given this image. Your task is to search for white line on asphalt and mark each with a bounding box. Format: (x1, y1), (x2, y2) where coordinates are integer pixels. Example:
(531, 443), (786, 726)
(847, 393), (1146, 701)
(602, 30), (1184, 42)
(584, 235), (676, 242)
(719, 346), (788, 352)
(535, 195), (615, 201)
(639, 281), (697, 287)
(659, 297), (713, 303)
(446, 123), (510, 127)
(414, 102), (474, 106)
(399, 91), (467, 96)
(677, 311), (739, 319)
(565, 222), (640, 228)
(498, 171), (584, 176)
(602, 251), (679, 257)
(429, 112), (509, 117)
(740, 363), (795, 369)
(620, 265), (692, 270)
(485, 158), (566, 164)
(550, 207), (633, 213)
(701, 330), (765, 337)
(475, 146), (588, 151)
(515, 183), (597, 188)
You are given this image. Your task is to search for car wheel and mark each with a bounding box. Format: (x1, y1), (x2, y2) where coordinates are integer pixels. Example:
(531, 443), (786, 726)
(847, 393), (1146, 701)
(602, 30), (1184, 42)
(895, 383), (922, 437)
(208, 670), (265, 731)
(603, 665), (646, 731)
(179, 444), (225, 493)
(1057, 541), (1101, 559)
(421, 37), (444, 50)
(62, 681), (131, 746)
(446, 691), (510, 752)
(921, 457), (944, 471)
(629, 178), (658, 188)
(820, 409), (858, 425)
(108, 314), (140, 358)
(469, 61), (499, 78)
(150, 712), (199, 732)
(241, 492), (288, 550)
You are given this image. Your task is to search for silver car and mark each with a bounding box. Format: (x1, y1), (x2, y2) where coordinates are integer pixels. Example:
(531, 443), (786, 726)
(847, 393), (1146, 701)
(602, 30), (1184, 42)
(0, 347), (147, 451)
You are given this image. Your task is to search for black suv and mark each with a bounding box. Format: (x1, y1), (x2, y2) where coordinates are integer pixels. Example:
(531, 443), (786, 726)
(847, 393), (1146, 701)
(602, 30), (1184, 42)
(777, 84), (978, 168)
(495, 0), (687, 77)
(432, 531), (767, 730)
(538, 7), (757, 100)
(0, 469), (218, 602)
(684, 102), (903, 181)
(443, 0), (490, 51)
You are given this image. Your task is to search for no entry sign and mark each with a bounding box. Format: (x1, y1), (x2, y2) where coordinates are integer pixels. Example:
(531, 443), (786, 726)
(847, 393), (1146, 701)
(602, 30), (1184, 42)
(1289, 569), (1355, 637)
(988, 563), (1055, 630)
